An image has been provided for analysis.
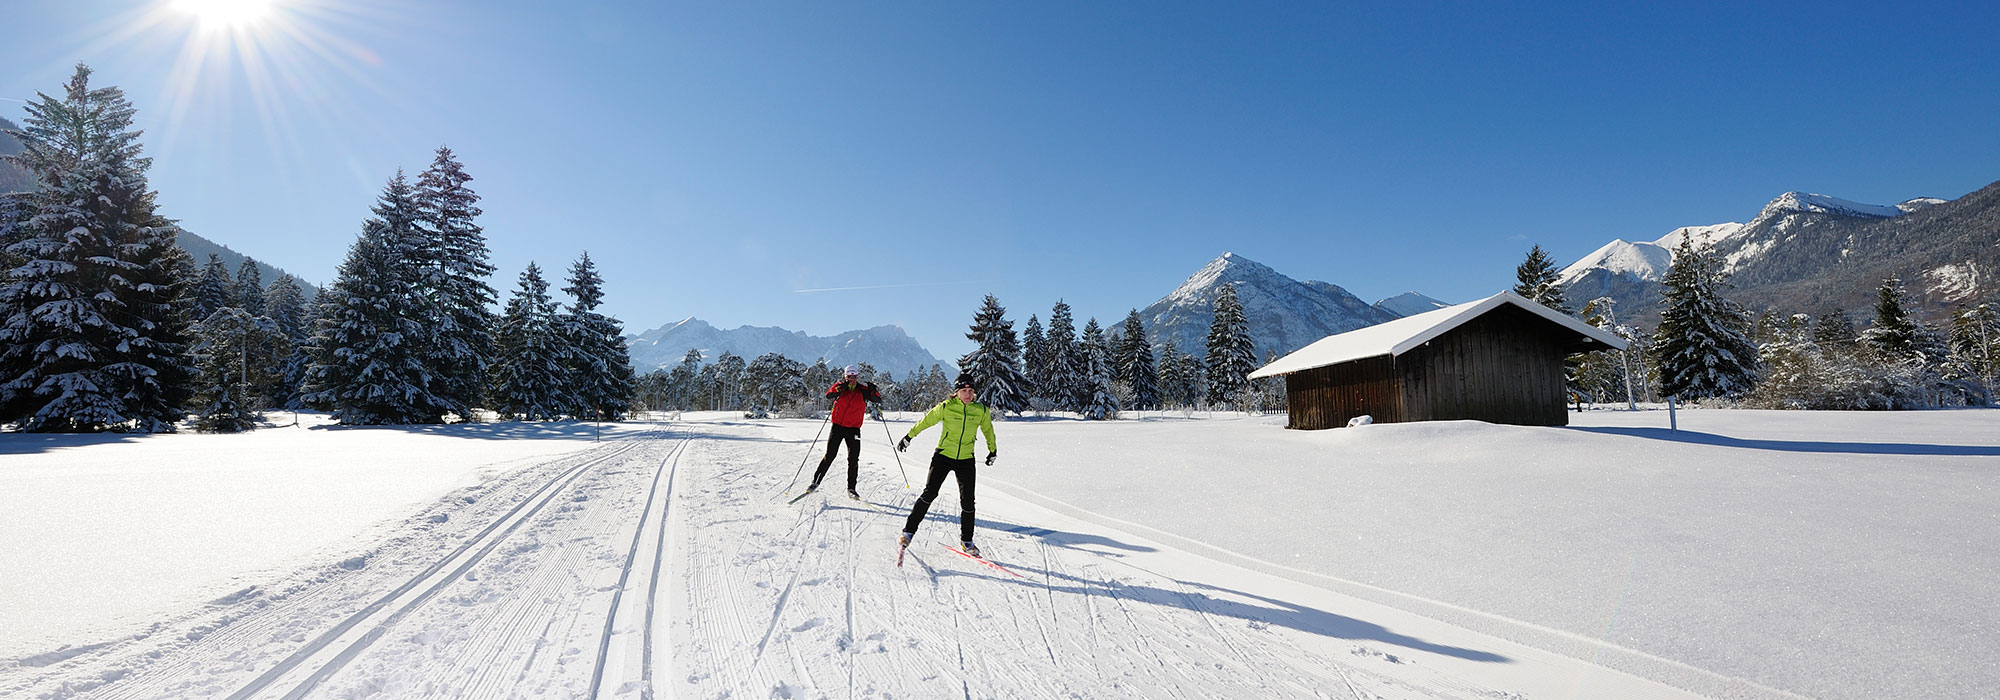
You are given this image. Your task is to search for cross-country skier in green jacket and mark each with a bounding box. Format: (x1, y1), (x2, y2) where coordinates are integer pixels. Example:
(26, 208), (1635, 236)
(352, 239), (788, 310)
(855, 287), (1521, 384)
(897, 378), (998, 557)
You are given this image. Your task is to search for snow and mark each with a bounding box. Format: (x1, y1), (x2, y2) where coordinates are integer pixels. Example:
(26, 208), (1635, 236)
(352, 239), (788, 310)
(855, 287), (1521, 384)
(0, 413), (645, 658)
(1756, 192), (1905, 220)
(6, 408), (1998, 700)
(1250, 291), (1628, 379)
(1924, 261), (1982, 301)
(1652, 222), (1747, 253)
(1557, 224), (1746, 287)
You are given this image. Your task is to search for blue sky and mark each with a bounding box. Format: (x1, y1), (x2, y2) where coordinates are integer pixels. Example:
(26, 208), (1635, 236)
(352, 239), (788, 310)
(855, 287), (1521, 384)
(5, 0), (1997, 362)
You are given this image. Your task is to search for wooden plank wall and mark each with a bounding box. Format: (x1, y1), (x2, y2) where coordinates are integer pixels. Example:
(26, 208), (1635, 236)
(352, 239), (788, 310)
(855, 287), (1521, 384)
(1282, 355), (1399, 429)
(1396, 305), (1572, 426)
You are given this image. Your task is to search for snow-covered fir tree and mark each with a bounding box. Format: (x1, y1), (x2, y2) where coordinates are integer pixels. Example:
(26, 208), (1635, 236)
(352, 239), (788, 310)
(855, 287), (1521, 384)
(1114, 309), (1159, 410)
(558, 253), (635, 420)
(1204, 283), (1256, 407)
(194, 253), (235, 320)
(1512, 244), (1572, 315)
(741, 352), (807, 416)
(1814, 308), (1857, 347)
(1157, 347), (1204, 409)
(1860, 278), (1946, 365)
(1044, 301), (1083, 411)
(0, 65), (195, 432)
(489, 263), (569, 420)
(1651, 236), (1760, 400)
(1019, 314), (1047, 406)
(1078, 318), (1119, 420)
(190, 307), (288, 431)
(301, 174), (445, 424)
(264, 275), (307, 343)
(115, 225), (199, 431)
(413, 146), (497, 420)
(233, 257), (265, 316)
(257, 274), (306, 407)
(276, 287), (322, 409)
(958, 294), (1030, 416)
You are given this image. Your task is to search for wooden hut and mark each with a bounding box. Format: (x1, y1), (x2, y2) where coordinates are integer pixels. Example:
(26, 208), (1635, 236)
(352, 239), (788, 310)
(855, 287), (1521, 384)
(1249, 291), (1628, 429)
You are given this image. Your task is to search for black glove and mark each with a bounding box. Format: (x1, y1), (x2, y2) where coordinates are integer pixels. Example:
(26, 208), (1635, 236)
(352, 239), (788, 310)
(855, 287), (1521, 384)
(984, 451), (996, 466)
(897, 436), (911, 452)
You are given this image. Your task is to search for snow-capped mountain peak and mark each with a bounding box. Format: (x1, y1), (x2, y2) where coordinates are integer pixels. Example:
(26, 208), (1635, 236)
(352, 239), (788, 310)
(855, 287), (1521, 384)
(1755, 192), (1905, 221)
(1897, 197), (1948, 213)
(1140, 253), (1395, 358)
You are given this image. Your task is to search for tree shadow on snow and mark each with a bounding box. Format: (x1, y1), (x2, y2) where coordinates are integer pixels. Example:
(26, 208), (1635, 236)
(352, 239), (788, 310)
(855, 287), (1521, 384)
(0, 432), (148, 455)
(1567, 426), (2000, 457)
(931, 562), (1510, 664)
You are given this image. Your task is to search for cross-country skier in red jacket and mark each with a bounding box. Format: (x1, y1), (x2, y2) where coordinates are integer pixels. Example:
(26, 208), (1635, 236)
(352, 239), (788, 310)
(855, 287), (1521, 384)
(809, 365), (882, 497)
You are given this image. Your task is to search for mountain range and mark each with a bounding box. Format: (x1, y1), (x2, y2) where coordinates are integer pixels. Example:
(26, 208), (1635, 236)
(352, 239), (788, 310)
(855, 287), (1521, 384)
(1137, 252), (1404, 360)
(1558, 183), (1997, 324)
(625, 318), (946, 380)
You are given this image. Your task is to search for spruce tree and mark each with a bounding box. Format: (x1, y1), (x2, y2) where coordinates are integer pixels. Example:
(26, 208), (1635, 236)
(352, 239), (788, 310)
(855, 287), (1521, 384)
(489, 263), (567, 420)
(195, 253), (235, 320)
(234, 257), (265, 316)
(1814, 308), (1857, 347)
(1862, 278), (1927, 362)
(413, 146), (497, 419)
(0, 65), (194, 432)
(958, 294), (1030, 415)
(1204, 283), (1257, 406)
(263, 275), (308, 344)
(559, 252), (634, 419)
(190, 307), (287, 431)
(1019, 314), (1046, 405)
(1652, 237), (1760, 400)
(301, 174), (443, 424)
(1513, 244), (1572, 314)
(1044, 301), (1083, 411)
(1115, 309), (1160, 410)
(1079, 318), (1119, 420)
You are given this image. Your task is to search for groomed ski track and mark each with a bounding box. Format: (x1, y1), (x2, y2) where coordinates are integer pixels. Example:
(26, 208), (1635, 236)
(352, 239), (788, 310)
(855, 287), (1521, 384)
(20, 415), (1734, 699)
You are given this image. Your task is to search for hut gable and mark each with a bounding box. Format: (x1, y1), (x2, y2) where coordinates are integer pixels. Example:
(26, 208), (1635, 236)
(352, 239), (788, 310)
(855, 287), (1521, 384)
(1251, 291), (1628, 429)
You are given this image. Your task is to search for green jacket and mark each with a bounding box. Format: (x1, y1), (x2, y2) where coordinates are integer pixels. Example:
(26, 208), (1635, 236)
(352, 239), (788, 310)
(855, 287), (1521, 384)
(907, 397), (997, 460)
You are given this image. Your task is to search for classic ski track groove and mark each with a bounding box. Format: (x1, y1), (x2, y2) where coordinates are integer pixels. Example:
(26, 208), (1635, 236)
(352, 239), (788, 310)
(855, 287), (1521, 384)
(223, 433), (652, 700)
(586, 429), (692, 699)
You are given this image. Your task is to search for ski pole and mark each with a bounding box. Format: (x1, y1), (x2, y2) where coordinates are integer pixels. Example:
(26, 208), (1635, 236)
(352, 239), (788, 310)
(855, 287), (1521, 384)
(778, 407), (832, 496)
(878, 407), (910, 489)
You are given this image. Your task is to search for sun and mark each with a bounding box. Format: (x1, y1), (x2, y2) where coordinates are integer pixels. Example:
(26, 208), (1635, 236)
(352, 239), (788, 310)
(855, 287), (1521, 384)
(173, 0), (277, 27)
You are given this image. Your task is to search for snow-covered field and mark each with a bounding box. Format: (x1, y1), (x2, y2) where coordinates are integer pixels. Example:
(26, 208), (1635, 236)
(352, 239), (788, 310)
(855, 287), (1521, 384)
(2, 408), (1994, 699)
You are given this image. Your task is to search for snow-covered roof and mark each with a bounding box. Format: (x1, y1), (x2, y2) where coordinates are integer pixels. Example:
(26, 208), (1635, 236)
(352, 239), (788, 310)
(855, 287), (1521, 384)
(1248, 291), (1629, 379)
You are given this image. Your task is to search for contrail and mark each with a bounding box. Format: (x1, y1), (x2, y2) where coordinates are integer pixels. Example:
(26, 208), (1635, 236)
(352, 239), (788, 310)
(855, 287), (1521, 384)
(794, 281), (972, 294)
(0, 97), (25, 103)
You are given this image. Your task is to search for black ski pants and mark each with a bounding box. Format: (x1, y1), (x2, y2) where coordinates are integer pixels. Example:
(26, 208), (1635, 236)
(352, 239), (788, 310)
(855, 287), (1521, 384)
(812, 424), (862, 490)
(902, 451), (976, 543)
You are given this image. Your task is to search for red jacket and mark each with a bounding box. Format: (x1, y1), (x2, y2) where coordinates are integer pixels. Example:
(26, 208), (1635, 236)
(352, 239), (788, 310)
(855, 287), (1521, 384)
(825, 380), (882, 428)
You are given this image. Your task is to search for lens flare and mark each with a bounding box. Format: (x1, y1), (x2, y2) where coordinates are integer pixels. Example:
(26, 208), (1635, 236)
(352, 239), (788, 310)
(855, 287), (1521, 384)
(173, 0), (276, 27)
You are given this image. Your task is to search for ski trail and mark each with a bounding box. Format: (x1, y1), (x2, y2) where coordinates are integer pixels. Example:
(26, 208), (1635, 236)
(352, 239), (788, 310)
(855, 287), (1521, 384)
(588, 429), (691, 699)
(751, 502), (822, 667)
(220, 435), (650, 700)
